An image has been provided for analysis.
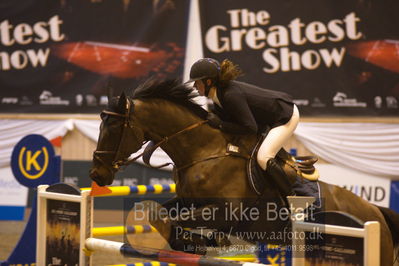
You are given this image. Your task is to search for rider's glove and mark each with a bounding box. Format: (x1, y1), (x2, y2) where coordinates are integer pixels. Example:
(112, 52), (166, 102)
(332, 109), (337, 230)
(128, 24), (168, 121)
(207, 112), (222, 129)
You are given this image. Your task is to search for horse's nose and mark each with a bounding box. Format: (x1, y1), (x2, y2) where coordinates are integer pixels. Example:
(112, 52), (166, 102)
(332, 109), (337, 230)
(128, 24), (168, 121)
(89, 168), (96, 179)
(89, 169), (106, 186)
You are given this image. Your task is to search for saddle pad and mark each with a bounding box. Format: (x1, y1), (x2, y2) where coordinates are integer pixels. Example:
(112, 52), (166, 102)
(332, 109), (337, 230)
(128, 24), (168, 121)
(292, 177), (322, 210)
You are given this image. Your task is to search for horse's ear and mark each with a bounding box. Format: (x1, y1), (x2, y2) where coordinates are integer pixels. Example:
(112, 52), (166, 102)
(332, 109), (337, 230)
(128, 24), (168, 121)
(118, 92), (127, 112)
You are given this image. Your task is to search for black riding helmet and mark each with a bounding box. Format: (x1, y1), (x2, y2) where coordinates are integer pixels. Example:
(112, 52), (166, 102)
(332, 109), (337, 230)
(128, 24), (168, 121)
(187, 58), (221, 83)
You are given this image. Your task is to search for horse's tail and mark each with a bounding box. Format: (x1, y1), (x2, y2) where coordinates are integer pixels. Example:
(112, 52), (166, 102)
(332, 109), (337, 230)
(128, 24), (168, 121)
(376, 205), (399, 260)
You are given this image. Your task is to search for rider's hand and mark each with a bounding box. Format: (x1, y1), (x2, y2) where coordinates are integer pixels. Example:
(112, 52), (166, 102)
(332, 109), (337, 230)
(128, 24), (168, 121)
(207, 112), (222, 129)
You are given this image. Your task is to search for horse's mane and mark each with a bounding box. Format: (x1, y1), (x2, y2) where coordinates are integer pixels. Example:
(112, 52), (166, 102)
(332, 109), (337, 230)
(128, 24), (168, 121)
(132, 78), (208, 119)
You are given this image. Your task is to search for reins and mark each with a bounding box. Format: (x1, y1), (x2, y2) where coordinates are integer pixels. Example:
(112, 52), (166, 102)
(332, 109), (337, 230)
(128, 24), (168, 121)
(125, 120), (208, 168)
(94, 98), (211, 172)
(94, 98), (250, 175)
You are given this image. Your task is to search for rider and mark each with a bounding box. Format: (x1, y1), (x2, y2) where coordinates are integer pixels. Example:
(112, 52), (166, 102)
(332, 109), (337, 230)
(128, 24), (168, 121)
(187, 58), (299, 198)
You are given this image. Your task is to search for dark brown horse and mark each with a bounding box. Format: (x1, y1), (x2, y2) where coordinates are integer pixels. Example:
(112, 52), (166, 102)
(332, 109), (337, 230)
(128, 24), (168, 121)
(90, 80), (398, 265)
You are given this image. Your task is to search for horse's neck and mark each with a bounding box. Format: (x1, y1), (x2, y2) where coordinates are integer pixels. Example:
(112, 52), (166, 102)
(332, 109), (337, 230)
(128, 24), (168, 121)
(134, 99), (224, 165)
(134, 98), (203, 138)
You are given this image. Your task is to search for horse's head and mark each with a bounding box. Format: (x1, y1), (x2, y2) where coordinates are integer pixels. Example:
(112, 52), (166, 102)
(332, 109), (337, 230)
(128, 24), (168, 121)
(89, 92), (145, 186)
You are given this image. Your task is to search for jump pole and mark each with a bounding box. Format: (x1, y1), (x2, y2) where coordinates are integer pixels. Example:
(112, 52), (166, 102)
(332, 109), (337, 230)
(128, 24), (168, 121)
(81, 184), (176, 197)
(85, 238), (264, 266)
(108, 263), (175, 266)
(92, 225), (157, 237)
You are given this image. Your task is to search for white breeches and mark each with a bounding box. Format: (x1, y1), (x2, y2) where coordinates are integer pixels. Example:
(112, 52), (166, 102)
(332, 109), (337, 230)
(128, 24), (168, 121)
(257, 104), (300, 170)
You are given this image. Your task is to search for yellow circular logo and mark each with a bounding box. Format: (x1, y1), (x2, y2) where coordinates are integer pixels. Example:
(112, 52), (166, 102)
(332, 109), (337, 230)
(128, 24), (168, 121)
(18, 146), (49, 180)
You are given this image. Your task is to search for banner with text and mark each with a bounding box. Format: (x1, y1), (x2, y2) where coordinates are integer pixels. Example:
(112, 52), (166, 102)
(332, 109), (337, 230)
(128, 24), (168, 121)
(199, 0), (399, 116)
(0, 0), (189, 113)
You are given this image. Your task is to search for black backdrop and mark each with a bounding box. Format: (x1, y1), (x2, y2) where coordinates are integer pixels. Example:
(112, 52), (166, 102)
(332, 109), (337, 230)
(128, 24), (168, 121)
(0, 0), (190, 113)
(199, 0), (399, 116)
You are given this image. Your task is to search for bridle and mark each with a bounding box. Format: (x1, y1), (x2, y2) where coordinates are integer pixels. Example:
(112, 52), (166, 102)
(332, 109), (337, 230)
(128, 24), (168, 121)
(93, 96), (250, 177)
(93, 97), (208, 175)
(93, 98), (140, 175)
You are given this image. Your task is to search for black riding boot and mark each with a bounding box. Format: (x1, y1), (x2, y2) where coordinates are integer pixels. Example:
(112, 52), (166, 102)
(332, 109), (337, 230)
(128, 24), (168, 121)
(266, 158), (294, 205)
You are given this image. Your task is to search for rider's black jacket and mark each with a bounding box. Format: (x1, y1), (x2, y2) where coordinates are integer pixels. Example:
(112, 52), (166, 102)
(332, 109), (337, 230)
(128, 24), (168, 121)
(211, 80), (294, 135)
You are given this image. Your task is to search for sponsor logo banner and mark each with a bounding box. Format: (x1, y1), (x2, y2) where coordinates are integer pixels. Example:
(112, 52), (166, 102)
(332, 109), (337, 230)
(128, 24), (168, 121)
(0, 167), (28, 220)
(317, 164), (391, 207)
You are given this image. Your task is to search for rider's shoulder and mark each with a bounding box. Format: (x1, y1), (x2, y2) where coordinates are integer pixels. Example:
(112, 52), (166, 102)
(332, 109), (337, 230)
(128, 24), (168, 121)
(223, 80), (248, 92)
(228, 80), (260, 90)
(225, 80), (263, 96)
(222, 81), (245, 97)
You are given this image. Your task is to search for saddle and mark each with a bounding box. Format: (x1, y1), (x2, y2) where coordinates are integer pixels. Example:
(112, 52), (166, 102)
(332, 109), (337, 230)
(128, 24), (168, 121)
(276, 149), (320, 180)
(246, 137), (319, 196)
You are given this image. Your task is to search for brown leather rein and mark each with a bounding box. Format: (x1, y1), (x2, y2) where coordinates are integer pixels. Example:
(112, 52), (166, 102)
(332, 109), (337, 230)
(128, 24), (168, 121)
(127, 119), (208, 169)
(94, 98), (250, 175)
(135, 120), (250, 172)
(134, 121), (249, 172)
